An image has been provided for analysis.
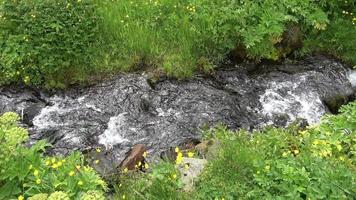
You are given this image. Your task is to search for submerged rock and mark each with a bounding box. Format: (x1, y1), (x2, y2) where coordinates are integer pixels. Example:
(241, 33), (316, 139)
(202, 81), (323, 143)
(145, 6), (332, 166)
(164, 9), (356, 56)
(0, 56), (354, 175)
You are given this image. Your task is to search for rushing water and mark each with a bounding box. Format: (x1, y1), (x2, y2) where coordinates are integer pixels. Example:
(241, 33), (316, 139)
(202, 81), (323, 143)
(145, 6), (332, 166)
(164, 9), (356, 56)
(0, 56), (354, 174)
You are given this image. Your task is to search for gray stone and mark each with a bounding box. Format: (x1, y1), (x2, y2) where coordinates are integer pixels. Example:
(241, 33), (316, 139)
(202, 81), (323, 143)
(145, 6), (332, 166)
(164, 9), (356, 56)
(178, 157), (208, 192)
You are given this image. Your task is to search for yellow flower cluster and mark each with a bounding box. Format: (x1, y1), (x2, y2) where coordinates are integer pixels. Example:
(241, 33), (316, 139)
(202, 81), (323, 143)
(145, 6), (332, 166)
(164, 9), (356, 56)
(186, 5), (196, 12)
(175, 147), (183, 165)
(45, 157), (66, 169)
(175, 147), (195, 165)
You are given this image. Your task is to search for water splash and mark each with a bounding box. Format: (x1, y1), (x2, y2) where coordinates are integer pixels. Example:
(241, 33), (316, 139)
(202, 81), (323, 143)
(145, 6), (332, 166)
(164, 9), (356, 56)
(348, 70), (356, 88)
(98, 113), (130, 149)
(259, 75), (325, 125)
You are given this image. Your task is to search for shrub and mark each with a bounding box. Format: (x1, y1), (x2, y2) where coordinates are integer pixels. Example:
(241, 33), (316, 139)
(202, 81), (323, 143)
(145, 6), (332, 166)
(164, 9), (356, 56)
(0, 0), (100, 88)
(0, 112), (107, 199)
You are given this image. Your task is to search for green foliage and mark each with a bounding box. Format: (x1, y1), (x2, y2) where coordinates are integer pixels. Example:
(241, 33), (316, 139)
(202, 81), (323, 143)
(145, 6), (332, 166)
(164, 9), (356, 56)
(114, 162), (187, 200)
(301, 0), (356, 65)
(28, 193), (49, 200)
(0, 112), (107, 200)
(0, 0), (354, 87)
(0, 0), (100, 88)
(47, 191), (70, 200)
(194, 102), (356, 199)
(81, 190), (105, 200)
(97, 0), (329, 78)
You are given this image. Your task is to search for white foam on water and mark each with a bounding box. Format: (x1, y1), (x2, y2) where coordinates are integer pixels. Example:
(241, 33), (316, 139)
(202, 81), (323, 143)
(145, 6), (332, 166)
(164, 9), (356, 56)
(98, 113), (130, 149)
(33, 95), (102, 129)
(259, 76), (325, 125)
(33, 96), (71, 129)
(348, 70), (356, 88)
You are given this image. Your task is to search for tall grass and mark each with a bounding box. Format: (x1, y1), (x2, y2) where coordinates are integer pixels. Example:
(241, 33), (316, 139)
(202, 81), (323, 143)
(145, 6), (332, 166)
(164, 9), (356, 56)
(96, 0), (203, 78)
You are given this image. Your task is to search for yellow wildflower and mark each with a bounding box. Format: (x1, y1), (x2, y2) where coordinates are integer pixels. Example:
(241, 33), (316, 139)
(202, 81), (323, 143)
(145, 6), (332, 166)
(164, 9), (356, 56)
(29, 164), (33, 170)
(339, 156), (345, 161)
(96, 148), (101, 153)
(51, 163), (58, 169)
(51, 158), (56, 164)
(294, 149), (300, 155)
(143, 151), (148, 158)
(176, 152), (183, 165)
(76, 165), (81, 170)
(78, 181), (83, 186)
(175, 147), (180, 153)
(57, 161), (63, 167)
(84, 166), (91, 172)
(36, 178), (41, 184)
(265, 165), (270, 171)
(33, 169), (39, 176)
(18, 195), (24, 200)
(282, 152), (288, 157)
(336, 144), (342, 151)
(144, 163), (149, 169)
(172, 174), (177, 179)
(123, 168), (128, 173)
(187, 152), (194, 158)
(69, 171), (75, 176)
(184, 164), (190, 170)
(122, 195), (126, 199)
(95, 160), (100, 164)
(45, 160), (51, 166)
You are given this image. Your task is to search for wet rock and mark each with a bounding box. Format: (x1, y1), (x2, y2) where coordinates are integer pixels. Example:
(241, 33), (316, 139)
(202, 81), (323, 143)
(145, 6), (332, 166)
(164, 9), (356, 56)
(23, 103), (44, 126)
(120, 144), (146, 170)
(178, 157), (208, 192)
(195, 140), (214, 157)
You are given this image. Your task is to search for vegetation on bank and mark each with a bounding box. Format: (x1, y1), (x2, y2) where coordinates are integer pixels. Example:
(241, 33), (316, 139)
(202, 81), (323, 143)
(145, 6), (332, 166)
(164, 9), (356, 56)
(0, 0), (355, 88)
(0, 113), (107, 200)
(1, 102), (354, 199)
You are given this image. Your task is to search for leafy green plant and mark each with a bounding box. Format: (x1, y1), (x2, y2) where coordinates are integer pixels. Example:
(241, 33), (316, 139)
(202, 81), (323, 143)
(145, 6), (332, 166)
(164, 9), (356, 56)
(114, 161), (186, 200)
(0, 112), (107, 200)
(0, 0), (101, 88)
(301, 0), (356, 65)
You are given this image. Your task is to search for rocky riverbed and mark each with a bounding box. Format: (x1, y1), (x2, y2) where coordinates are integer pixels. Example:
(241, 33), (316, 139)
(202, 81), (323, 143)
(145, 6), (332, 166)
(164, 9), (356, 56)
(0, 56), (355, 175)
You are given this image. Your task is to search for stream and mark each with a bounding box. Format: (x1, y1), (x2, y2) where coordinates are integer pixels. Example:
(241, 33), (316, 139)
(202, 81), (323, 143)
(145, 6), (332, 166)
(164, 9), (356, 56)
(0, 55), (355, 175)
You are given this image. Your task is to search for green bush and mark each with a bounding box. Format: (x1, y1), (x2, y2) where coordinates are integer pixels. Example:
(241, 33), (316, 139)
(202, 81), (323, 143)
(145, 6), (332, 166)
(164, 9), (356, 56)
(0, 112), (107, 200)
(0, 0), (100, 88)
(302, 0), (356, 65)
(194, 102), (356, 199)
